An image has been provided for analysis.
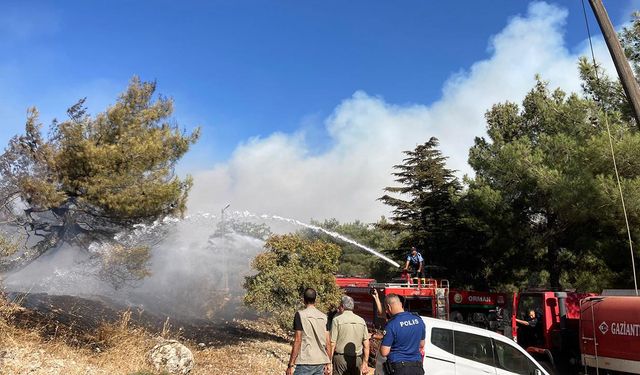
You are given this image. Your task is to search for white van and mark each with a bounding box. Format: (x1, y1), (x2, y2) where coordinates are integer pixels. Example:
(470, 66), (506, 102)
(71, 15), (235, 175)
(422, 316), (550, 375)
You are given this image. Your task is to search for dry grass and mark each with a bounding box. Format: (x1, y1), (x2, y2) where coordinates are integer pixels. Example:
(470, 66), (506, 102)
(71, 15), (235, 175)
(0, 294), (156, 374)
(0, 292), (292, 374)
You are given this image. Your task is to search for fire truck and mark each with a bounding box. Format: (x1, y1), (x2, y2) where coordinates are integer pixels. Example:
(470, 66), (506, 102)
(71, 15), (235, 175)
(511, 290), (640, 374)
(335, 274), (508, 332)
(336, 274), (511, 372)
(337, 275), (640, 374)
(580, 296), (640, 374)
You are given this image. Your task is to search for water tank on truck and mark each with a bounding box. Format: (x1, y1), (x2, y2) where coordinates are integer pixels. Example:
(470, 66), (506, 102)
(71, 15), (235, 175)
(580, 296), (640, 374)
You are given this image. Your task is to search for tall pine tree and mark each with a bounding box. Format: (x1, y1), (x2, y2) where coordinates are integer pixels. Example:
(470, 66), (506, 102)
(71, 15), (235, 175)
(379, 137), (461, 276)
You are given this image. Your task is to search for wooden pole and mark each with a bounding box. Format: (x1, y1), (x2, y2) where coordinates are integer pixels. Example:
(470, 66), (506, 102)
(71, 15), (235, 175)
(589, 0), (640, 130)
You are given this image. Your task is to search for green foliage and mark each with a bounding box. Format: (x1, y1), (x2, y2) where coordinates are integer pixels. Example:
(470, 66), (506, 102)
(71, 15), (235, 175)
(379, 138), (465, 281)
(581, 12), (640, 127)
(0, 77), (199, 278)
(98, 244), (152, 290)
(244, 234), (342, 330)
(621, 12), (640, 79)
(304, 218), (401, 280)
(467, 78), (640, 290)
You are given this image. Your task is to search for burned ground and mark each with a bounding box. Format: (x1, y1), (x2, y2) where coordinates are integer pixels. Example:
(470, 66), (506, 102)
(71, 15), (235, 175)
(0, 291), (292, 374)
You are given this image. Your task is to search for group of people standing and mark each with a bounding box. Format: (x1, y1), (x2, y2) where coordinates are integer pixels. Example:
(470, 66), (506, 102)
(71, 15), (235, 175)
(286, 245), (427, 375)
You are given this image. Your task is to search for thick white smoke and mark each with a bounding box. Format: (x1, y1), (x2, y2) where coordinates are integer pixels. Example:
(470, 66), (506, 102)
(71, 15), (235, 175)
(0, 2), (623, 322)
(188, 2), (616, 223)
(3, 214), (268, 320)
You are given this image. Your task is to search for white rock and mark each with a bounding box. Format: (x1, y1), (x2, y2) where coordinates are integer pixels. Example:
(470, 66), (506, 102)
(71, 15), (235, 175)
(148, 339), (195, 374)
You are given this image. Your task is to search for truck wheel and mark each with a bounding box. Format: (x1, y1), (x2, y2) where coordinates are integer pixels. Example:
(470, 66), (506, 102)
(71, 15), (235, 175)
(539, 361), (556, 375)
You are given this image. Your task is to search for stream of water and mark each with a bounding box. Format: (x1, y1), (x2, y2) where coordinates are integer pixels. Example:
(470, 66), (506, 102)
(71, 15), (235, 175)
(233, 211), (401, 268)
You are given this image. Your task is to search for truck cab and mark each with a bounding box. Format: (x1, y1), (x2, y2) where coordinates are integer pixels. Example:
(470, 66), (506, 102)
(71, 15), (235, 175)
(512, 290), (595, 373)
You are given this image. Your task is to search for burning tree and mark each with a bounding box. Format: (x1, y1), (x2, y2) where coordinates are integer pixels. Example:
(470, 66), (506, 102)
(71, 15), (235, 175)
(0, 77), (199, 280)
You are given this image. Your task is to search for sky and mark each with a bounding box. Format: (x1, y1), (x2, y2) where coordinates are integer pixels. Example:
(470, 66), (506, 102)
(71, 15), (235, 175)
(1, 0), (639, 223)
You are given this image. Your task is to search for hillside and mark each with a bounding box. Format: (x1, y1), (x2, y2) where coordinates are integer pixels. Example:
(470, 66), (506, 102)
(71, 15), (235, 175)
(0, 292), (291, 374)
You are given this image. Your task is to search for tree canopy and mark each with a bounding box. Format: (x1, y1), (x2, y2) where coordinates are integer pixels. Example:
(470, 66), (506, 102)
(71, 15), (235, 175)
(304, 218), (401, 280)
(0, 77), (199, 274)
(467, 79), (638, 290)
(460, 14), (640, 291)
(244, 234), (342, 330)
(375, 15), (640, 291)
(379, 138), (464, 279)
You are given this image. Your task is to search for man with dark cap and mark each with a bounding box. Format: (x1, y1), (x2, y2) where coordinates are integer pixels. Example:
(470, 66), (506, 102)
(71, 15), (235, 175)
(404, 247), (424, 279)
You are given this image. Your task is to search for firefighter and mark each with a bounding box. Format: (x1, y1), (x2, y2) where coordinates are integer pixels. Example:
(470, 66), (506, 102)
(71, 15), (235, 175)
(403, 247), (424, 279)
(515, 309), (540, 346)
(379, 294), (425, 375)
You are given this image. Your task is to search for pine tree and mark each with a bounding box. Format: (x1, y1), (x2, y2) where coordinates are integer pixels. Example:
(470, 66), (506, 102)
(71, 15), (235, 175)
(0, 77), (199, 274)
(379, 137), (461, 273)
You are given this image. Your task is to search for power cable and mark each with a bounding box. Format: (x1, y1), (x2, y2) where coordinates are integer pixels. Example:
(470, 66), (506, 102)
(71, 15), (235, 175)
(581, 0), (638, 295)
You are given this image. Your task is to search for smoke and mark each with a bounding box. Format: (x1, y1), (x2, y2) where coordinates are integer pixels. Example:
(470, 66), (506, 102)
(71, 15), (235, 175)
(3, 214), (270, 320)
(187, 2), (616, 223)
(0, 2), (624, 322)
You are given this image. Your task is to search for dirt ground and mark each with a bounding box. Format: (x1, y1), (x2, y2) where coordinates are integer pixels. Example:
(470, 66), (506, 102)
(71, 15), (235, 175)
(0, 292), (293, 375)
(0, 292), (382, 374)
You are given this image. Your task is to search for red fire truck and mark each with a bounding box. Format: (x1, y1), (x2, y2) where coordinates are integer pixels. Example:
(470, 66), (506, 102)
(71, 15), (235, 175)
(511, 290), (640, 374)
(335, 275), (508, 332)
(336, 274), (512, 371)
(579, 296), (640, 374)
(448, 288), (509, 330)
(338, 275), (640, 374)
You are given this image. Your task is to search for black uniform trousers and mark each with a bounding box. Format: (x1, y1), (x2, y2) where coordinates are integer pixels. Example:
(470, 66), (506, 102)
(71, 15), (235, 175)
(391, 361), (424, 375)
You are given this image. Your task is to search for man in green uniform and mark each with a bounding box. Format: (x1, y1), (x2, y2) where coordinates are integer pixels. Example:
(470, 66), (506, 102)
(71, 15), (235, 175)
(329, 296), (370, 375)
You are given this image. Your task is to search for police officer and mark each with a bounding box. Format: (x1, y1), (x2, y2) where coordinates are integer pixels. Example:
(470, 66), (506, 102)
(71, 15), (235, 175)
(379, 294), (425, 375)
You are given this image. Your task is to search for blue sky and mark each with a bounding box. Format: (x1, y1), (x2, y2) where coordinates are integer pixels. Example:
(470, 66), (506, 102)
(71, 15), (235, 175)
(1, 1), (639, 221)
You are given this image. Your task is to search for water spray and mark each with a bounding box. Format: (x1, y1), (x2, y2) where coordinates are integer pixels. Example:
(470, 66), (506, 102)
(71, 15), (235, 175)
(235, 211), (401, 268)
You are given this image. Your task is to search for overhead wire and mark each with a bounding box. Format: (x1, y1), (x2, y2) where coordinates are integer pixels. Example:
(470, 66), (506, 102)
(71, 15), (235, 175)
(581, 0), (638, 295)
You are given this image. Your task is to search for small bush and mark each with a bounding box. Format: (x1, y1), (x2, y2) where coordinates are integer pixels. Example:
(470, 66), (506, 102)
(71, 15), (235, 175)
(244, 234), (342, 330)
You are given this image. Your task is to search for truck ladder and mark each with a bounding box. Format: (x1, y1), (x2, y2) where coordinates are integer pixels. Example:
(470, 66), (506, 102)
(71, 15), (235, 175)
(580, 298), (601, 375)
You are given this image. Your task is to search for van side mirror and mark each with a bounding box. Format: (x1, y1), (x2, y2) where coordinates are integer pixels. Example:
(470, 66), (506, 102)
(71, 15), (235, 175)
(534, 369), (542, 375)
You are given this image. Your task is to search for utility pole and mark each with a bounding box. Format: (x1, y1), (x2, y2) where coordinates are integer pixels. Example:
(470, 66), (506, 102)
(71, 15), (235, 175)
(589, 0), (640, 295)
(589, 0), (640, 130)
(221, 204), (230, 291)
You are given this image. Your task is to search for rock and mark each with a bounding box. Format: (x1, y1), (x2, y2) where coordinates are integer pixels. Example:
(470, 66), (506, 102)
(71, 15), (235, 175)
(148, 339), (195, 374)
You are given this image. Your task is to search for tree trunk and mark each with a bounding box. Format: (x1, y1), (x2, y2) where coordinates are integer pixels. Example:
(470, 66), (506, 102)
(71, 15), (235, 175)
(0, 230), (61, 273)
(548, 243), (561, 288)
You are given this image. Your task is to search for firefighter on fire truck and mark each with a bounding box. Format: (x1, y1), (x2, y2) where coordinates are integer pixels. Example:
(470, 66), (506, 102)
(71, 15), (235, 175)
(403, 247), (424, 278)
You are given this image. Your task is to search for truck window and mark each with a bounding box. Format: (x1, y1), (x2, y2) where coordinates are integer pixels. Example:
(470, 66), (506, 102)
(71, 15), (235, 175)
(517, 295), (543, 320)
(516, 294), (544, 347)
(431, 328), (453, 354)
(405, 297), (433, 317)
(493, 339), (537, 374)
(453, 330), (495, 367)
